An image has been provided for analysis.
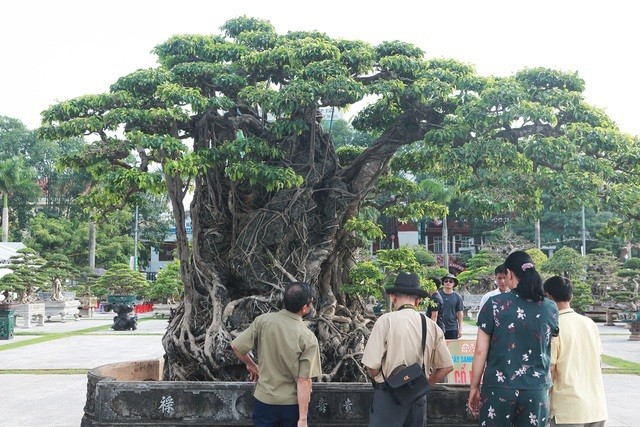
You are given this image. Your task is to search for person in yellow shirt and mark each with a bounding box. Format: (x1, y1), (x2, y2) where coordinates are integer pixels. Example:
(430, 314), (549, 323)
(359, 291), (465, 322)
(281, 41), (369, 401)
(543, 276), (607, 427)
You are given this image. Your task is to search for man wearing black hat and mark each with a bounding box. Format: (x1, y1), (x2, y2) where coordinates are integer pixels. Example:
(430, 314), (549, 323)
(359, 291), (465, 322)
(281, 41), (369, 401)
(439, 273), (464, 340)
(362, 272), (454, 426)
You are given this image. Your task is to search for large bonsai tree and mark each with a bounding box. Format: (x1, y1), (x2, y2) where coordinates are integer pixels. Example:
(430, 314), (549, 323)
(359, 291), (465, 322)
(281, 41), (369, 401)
(0, 247), (47, 303)
(39, 17), (635, 381)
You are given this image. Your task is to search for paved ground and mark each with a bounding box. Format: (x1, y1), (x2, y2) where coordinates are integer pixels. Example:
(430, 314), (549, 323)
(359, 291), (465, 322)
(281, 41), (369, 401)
(0, 313), (638, 426)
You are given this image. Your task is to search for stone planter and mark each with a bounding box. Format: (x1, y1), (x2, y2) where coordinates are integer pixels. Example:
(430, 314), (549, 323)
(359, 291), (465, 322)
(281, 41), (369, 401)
(12, 302), (45, 328)
(79, 296), (98, 318)
(82, 359), (475, 426)
(45, 299), (80, 322)
(107, 295), (137, 305)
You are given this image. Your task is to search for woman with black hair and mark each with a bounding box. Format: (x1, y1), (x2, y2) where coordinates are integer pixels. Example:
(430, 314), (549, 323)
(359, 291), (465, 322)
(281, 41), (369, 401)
(467, 250), (559, 426)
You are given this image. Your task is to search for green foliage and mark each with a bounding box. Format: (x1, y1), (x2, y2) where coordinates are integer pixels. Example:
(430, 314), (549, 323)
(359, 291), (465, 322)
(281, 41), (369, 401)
(616, 269), (640, 278)
(540, 246), (585, 279)
(623, 257), (640, 270)
(465, 249), (502, 270)
(584, 248), (620, 298)
(0, 248), (48, 303)
(570, 279), (594, 314)
(93, 264), (150, 298)
(375, 247), (421, 273)
(342, 247), (438, 299)
(25, 211), (135, 270)
(525, 248), (548, 268)
(336, 145), (365, 165)
(457, 250), (503, 292)
(409, 245), (436, 266)
(325, 119), (374, 148)
(343, 261), (385, 298)
(149, 260), (183, 302)
(74, 266), (100, 297)
(344, 218), (384, 242)
(41, 254), (79, 291)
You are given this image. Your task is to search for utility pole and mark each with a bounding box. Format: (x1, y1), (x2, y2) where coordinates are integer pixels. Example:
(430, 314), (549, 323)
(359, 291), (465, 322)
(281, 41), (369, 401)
(133, 205), (139, 271)
(443, 214), (449, 270)
(581, 205), (587, 256)
(89, 222), (96, 269)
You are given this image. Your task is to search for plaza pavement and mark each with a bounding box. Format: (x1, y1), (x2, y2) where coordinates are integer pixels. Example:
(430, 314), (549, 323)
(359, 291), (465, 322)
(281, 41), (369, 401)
(0, 313), (638, 426)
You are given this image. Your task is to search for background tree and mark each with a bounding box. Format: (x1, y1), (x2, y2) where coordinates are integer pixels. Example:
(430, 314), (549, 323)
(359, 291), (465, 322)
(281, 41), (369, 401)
(131, 193), (173, 270)
(26, 211), (136, 269)
(613, 257), (640, 308)
(584, 248), (620, 300)
(525, 247), (549, 269)
(456, 249), (503, 294)
(540, 246), (586, 278)
(540, 246), (593, 313)
(150, 260), (183, 303)
(41, 254), (79, 301)
(0, 247), (47, 303)
(93, 263), (150, 299)
(0, 156), (39, 241)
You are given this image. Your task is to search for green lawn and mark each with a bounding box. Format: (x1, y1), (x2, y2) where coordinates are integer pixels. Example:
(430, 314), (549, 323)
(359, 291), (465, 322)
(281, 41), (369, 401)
(602, 355), (640, 375)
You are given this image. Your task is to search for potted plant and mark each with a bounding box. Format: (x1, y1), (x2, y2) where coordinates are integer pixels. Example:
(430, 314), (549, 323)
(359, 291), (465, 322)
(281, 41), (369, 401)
(40, 253), (82, 322)
(0, 247), (48, 331)
(96, 264), (149, 308)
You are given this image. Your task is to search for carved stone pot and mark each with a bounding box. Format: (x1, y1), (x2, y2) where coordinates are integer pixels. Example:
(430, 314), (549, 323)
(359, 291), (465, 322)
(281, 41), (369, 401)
(45, 299), (80, 322)
(81, 359), (476, 426)
(12, 302), (45, 328)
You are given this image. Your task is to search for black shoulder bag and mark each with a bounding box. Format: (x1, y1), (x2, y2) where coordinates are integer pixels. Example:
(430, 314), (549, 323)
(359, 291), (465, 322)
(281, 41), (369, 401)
(382, 314), (430, 406)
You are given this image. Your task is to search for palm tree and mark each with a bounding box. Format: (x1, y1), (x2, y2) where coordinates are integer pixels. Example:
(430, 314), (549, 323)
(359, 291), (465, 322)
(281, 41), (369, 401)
(0, 156), (38, 241)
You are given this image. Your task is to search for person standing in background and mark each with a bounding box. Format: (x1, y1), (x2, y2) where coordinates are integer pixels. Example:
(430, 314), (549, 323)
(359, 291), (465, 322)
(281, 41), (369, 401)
(439, 273), (464, 339)
(478, 264), (510, 312)
(543, 275), (607, 427)
(425, 276), (445, 333)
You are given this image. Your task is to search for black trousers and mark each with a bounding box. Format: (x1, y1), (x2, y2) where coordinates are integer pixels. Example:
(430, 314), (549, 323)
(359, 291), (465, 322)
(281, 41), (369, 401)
(369, 388), (427, 427)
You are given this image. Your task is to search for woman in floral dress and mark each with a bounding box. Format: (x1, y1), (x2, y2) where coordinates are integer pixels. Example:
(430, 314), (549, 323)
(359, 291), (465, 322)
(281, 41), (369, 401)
(468, 250), (559, 426)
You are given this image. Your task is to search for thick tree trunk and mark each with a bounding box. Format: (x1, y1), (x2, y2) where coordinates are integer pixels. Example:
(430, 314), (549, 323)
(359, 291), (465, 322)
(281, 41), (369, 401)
(161, 108), (437, 382)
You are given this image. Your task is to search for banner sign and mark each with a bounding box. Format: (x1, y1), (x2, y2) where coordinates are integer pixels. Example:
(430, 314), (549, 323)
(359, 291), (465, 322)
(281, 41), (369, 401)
(443, 339), (475, 384)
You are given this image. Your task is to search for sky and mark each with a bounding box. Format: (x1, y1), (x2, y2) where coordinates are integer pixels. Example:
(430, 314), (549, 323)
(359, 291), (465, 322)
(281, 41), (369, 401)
(1, 0), (637, 136)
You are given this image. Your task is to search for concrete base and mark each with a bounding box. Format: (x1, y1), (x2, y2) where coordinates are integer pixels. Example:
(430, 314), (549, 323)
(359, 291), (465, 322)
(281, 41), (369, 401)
(45, 300), (80, 322)
(13, 302), (45, 328)
(82, 359), (475, 426)
(629, 321), (640, 341)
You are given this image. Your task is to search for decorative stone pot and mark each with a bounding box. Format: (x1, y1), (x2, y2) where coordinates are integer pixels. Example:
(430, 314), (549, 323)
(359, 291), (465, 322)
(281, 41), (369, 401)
(13, 302), (45, 328)
(45, 299), (80, 322)
(82, 359), (476, 426)
(0, 303), (16, 339)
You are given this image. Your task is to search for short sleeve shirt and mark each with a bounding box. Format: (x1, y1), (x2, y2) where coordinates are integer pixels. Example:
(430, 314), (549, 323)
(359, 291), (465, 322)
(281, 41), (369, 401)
(549, 308), (607, 423)
(477, 292), (559, 390)
(362, 309), (453, 383)
(231, 309), (322, 405)
(425, 292), (445, 332)
(438, 290), (464, 331)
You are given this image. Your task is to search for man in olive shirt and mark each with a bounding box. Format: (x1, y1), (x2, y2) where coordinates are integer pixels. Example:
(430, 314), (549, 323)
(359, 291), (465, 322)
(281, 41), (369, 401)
(231, 282), (322, 427)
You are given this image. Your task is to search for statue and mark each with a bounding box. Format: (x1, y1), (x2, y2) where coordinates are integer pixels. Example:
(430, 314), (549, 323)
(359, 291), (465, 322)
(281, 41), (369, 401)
(51, 277), (64, 301)
(111, 303), (138, 331)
